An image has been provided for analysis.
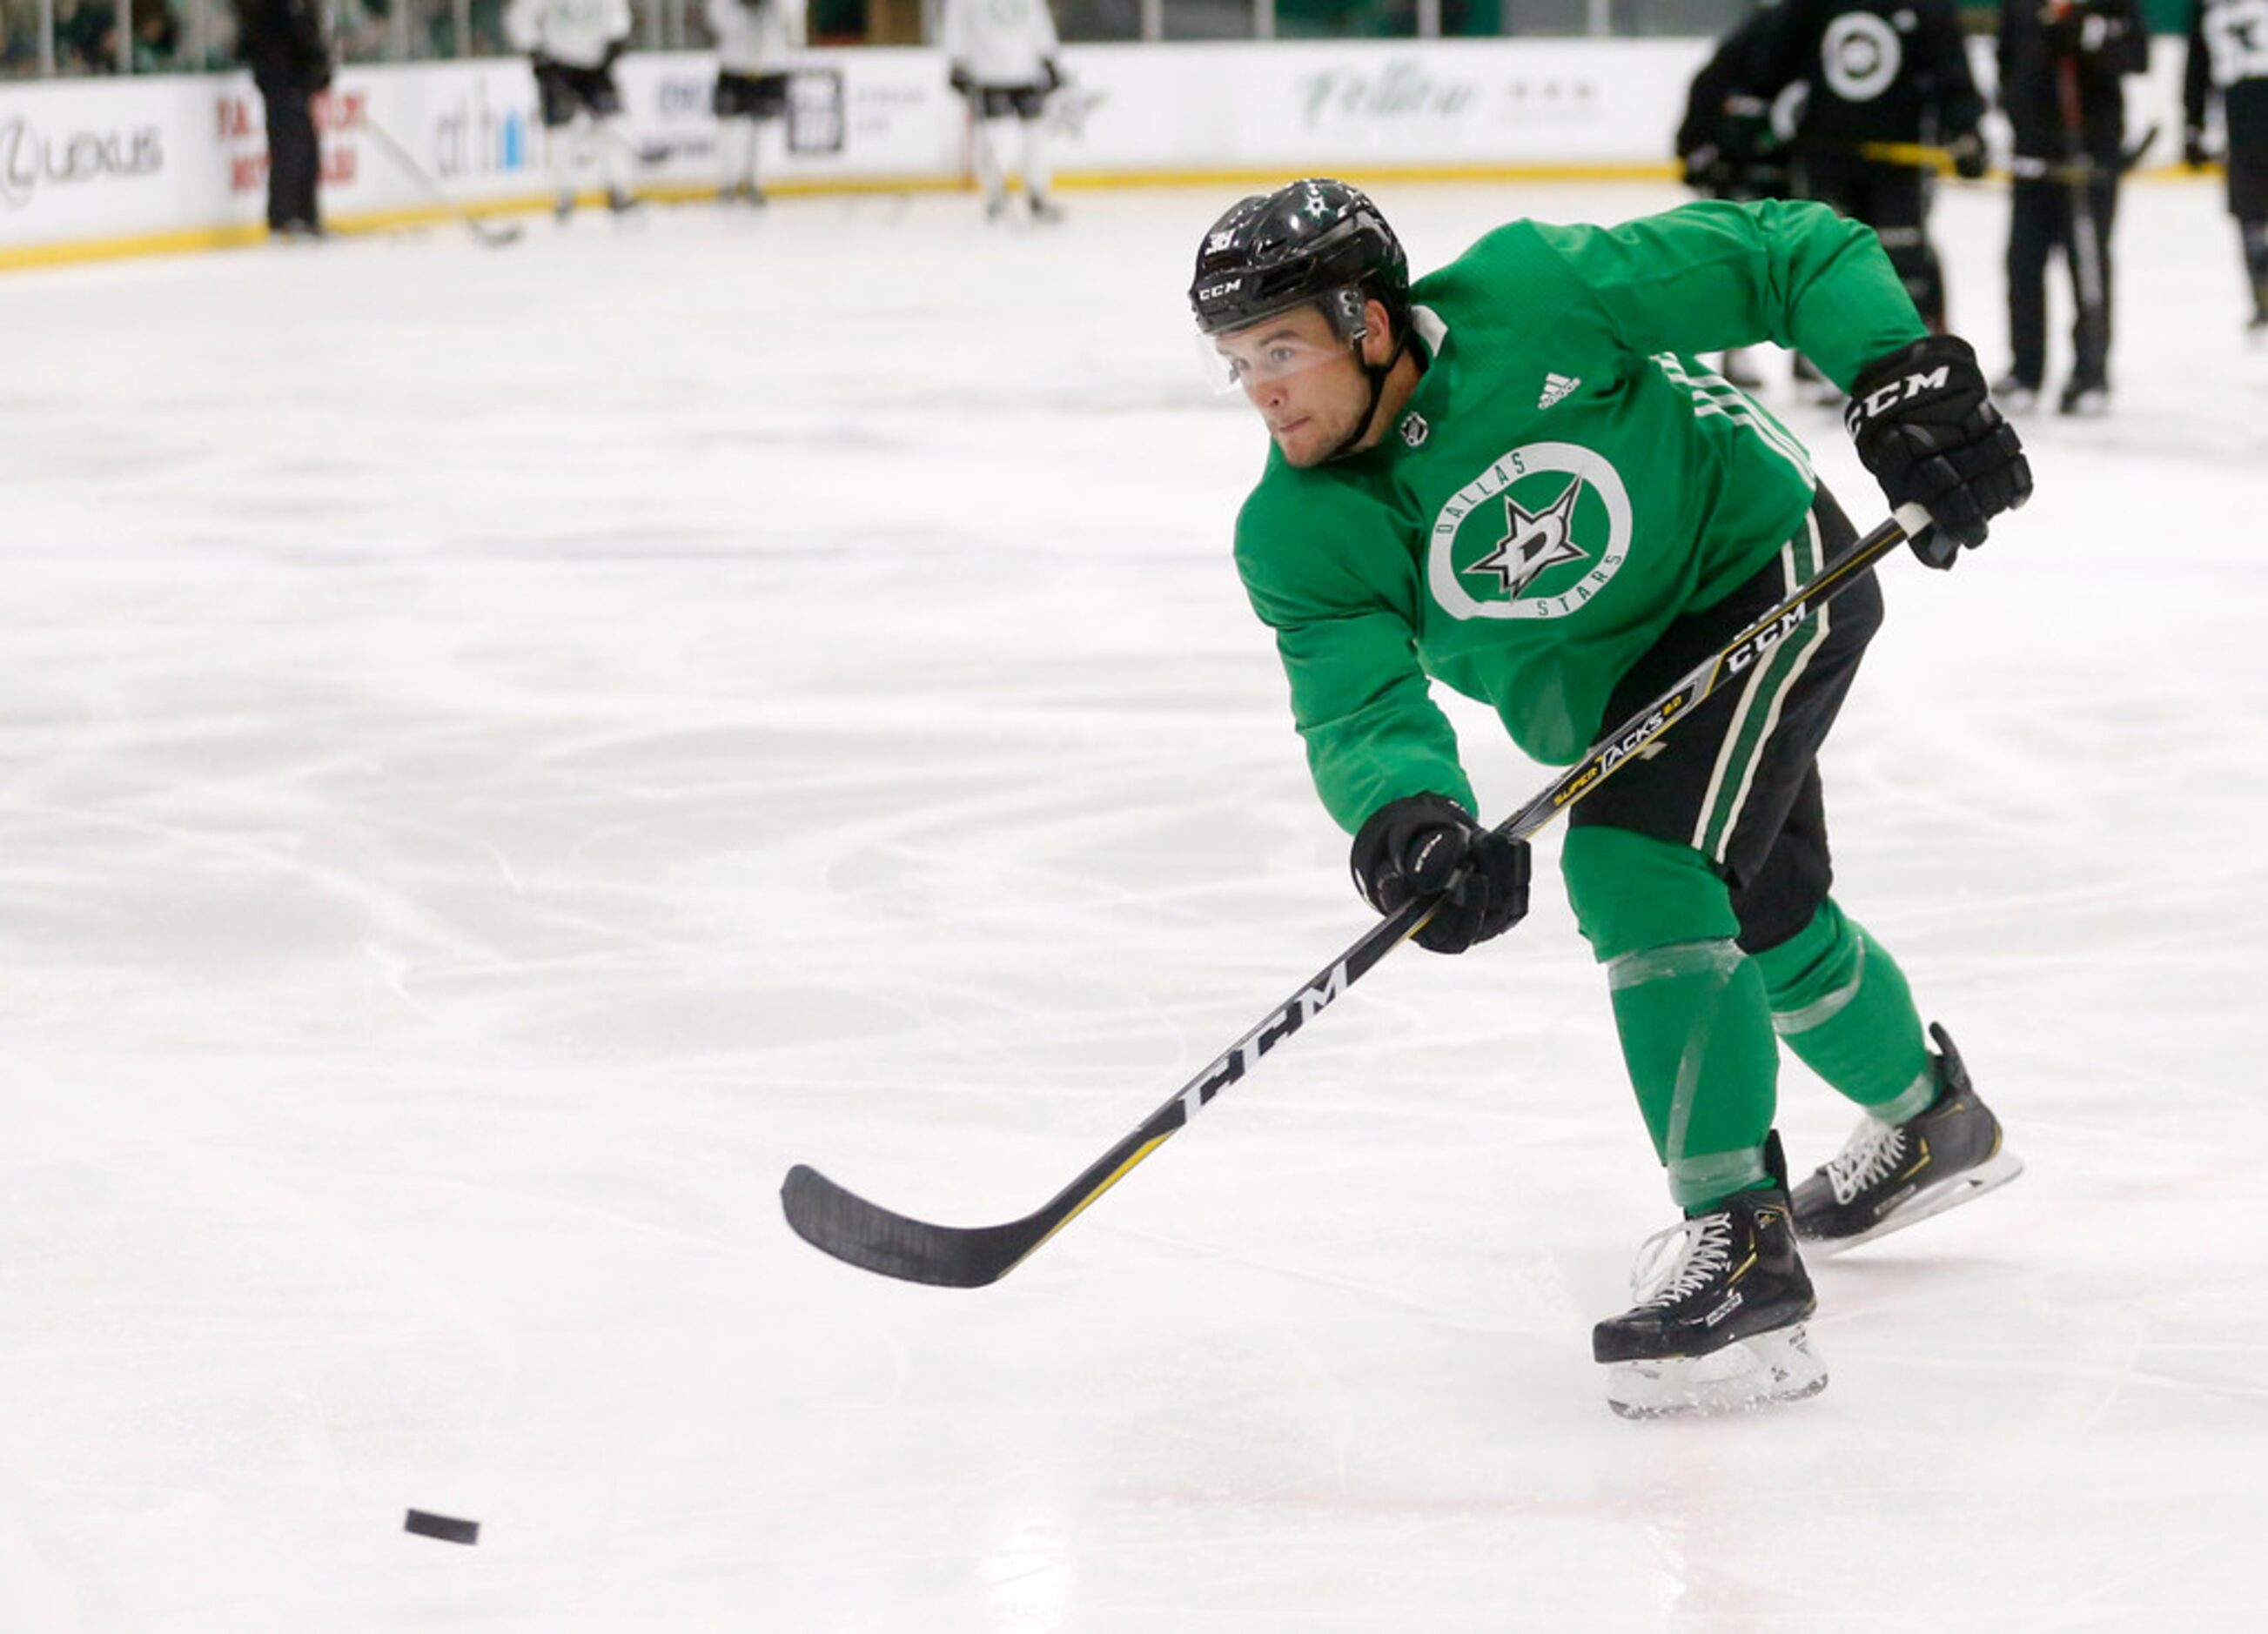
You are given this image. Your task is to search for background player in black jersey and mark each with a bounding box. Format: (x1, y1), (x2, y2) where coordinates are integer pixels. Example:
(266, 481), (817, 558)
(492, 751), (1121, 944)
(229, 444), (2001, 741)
(1751, 0), (1986, 375)
(2185, 0), (2268, 336)
(234, 0), (332, 241)
(1996, 0), (2151, 415)
(1678, 3), (1800, 388)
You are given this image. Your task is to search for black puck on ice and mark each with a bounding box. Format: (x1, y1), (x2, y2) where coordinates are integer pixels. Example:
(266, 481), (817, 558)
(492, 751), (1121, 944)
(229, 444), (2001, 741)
(404, 1509), (480, 1545)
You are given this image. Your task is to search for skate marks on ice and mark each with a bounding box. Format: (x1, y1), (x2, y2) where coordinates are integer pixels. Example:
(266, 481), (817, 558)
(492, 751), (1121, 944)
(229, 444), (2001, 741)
(6, 181), (2268, 1628)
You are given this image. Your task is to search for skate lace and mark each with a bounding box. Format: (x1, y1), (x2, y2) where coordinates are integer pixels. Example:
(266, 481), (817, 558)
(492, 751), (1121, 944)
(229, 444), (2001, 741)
(1628, 1213), (1735, 1309)
(1824, 1118), (1906, 1206)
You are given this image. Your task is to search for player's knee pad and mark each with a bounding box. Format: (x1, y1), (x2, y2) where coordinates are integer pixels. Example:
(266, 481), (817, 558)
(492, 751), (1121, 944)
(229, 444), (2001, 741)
(1561, 826), (1740, 965)
(1748, 896), (1860, 1016)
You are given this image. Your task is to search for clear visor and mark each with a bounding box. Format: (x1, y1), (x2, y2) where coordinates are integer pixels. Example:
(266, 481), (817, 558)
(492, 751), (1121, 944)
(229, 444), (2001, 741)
(1197, 297), (1366, 396)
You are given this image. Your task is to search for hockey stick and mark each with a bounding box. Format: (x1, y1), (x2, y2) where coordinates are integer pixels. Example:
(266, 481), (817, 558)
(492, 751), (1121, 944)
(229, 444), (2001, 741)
(594, 120), (675, 169)
(781, 502), (1934, 1288)
(360, 119), (525, 248)
(1855, 127), (2157, 184)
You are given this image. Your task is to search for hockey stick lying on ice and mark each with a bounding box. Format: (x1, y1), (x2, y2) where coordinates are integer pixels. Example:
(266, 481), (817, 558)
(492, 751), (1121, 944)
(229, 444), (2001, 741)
(360, 120), (526, 248)
(782, 501), (1935, 1288)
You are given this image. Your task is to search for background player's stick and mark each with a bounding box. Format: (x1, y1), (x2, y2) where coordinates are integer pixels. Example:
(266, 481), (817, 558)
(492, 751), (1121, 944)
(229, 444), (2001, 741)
(782, 502), (1934, 1288)
(594, 121), (675, 169)
(361, 120), (525, 249)
(1855, 128), (2157, 184)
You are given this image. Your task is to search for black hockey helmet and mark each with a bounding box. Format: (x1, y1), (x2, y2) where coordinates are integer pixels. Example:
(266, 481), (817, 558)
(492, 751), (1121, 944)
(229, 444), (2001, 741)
(1189, 178), (1410, 343)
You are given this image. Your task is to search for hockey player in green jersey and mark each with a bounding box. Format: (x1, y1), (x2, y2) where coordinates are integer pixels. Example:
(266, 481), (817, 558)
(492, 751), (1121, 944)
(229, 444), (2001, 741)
(1191, 179), (2031, 1416)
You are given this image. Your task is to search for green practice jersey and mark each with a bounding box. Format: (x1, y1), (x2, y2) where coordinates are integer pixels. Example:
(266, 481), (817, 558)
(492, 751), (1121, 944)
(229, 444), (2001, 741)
(1232, 198), (1927, 834)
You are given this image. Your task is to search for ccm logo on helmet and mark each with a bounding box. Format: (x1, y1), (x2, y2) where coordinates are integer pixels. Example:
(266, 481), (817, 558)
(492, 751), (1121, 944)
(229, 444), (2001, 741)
(1848, 364), (1953, 426)
(1197, 278), (1245, 301)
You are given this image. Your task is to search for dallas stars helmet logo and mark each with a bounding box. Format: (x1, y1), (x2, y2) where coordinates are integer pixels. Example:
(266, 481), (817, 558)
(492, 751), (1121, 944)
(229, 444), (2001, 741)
(1463, 475), (1589, 598)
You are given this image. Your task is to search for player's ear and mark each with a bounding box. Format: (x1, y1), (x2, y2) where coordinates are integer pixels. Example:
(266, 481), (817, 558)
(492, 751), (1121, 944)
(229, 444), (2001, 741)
(1360, 298), (1397, 367)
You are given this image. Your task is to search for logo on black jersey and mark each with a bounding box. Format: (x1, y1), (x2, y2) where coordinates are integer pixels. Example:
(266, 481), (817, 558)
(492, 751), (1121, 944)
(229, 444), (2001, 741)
(1426, 442), (1634, 623)
(1822, 11), (1904, 103)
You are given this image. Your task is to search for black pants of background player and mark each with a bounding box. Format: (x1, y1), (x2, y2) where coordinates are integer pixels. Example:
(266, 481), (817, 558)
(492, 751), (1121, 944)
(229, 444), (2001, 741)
(2226, 152), (2268, 322)
(254, 70), (321, 232)
(715, 70), (788, 199)
(715, 70), (789, 122)
(535, 60), (623, 127)
(1803, 157), (1946, 328)
(2005, 171), (2120, 392)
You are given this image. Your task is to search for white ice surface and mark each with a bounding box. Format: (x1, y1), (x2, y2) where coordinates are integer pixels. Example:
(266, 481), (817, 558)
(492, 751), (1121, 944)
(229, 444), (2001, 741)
(2, 180), (2266, 1632)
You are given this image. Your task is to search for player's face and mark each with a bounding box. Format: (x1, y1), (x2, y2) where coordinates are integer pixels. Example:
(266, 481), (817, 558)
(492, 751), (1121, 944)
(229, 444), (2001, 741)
(1213, 305), (1375, 468)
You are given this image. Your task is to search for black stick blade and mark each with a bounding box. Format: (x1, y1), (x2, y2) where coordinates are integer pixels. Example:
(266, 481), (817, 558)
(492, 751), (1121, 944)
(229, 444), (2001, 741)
(781, 1165), (1043, 1288)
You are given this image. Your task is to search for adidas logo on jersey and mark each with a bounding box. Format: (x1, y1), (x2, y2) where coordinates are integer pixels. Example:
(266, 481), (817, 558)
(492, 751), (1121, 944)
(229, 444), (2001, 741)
(1539, 372), (1580, 410)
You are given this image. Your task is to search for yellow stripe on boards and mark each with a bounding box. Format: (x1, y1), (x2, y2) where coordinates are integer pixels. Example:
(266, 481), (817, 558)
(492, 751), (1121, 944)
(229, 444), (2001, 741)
(4, 162), (2204, 276)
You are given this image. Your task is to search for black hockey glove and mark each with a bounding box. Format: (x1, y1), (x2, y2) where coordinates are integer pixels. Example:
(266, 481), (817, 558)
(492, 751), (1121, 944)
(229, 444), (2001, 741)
(949, 64), (975, 97)
(1680, 144), (1721, 192)
(1350, 795), (1530, 956)
(2040, 0), (2116, 58)
(2184, 127), (2211, 170)
(1846, 334), (2033, 568)
(1947, 131), (1987, 180)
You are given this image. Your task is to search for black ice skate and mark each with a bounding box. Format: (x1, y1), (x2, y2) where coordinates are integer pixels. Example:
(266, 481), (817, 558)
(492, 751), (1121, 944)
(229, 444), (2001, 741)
(1990, 372), (2040, 414)
(1791, 1022), (2023, 1256)
(1594, 1147), (1826, 1419)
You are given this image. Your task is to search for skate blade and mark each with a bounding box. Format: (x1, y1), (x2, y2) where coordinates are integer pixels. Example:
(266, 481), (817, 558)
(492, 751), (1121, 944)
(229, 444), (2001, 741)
(1802, 1148), (2025, 1259)
(1605, 1324), (1828, 1420)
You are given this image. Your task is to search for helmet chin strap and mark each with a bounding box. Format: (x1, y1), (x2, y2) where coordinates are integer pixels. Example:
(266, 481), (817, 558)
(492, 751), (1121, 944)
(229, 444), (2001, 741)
(1323, 327), (1414, 464)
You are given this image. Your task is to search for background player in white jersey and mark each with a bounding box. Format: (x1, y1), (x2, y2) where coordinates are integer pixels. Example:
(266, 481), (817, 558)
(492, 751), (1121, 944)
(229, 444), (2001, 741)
(506, 0), (637, 219)
(708, 0), (807, 207)
(942, 0), (1065, 223)
(2184, 0), (2268, 335)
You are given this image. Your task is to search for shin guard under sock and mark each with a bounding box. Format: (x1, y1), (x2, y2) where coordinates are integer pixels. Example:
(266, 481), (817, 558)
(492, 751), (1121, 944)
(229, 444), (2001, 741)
(1752, 897), (1935, 1119)
(1565, 827), (1779, 1211)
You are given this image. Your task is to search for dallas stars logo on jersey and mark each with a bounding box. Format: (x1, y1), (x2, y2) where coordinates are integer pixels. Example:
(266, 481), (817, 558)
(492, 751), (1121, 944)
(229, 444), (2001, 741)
(1428, 443), (1634, 622)
(1466, 475), (1587, 598)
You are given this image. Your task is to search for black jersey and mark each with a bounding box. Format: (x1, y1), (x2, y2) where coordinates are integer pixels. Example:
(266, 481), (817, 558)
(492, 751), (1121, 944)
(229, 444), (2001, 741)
(1997, 0), (2150, 162)
(1679, 4), (1785, 158)
(1753, 0), (1983, 147)
(2186, 0), (2268, 152)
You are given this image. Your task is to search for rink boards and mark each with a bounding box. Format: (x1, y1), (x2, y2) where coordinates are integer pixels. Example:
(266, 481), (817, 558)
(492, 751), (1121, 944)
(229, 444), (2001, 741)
(0, 37), (2195, 271)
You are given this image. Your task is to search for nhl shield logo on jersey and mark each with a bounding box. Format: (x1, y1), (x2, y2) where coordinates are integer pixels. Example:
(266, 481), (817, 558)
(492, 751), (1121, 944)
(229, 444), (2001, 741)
(1428, 442), (1634, 621)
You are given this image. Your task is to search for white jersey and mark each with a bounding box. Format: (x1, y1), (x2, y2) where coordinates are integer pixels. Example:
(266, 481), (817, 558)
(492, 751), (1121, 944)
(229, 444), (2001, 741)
(708, 0), (806, 77)
(942, 0), (1059, 90)
(506, 0), (633, 70)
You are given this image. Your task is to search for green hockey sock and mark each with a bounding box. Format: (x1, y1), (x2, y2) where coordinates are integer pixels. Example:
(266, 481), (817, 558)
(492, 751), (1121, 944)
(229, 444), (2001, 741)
(1607, 944), (1782, 1209)
(1751, 898), (1936, 1121)
(1563, 826), (1780, 1212)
